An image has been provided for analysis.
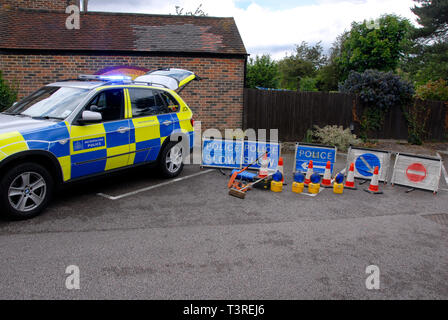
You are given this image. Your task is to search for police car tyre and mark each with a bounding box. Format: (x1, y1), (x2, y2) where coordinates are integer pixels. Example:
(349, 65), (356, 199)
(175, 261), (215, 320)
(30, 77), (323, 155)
(0, 163), (53, 220)
(159, 142), (184, 178)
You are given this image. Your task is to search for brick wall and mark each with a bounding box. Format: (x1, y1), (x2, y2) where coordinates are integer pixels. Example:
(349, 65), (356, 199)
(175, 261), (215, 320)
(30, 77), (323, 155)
(2, 0), (79, 11)
(0, 53), (245, 131)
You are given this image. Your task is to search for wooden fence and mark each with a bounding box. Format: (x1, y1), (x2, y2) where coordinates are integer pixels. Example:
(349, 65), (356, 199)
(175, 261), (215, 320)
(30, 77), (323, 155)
(243, 89), (447, 142)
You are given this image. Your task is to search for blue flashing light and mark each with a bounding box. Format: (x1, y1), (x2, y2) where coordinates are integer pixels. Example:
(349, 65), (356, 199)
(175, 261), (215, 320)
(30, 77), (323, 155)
(294, 172), (305, 183)
(310, 173), (321, 184)
(273, 170), (283, 182)
(335, 173), (344, 184)
(98, 75), (132, 81)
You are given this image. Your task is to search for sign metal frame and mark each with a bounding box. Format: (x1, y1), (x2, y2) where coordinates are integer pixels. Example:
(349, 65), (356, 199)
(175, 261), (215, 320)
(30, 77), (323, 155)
(346, 146), (391, 183)
(391, 152), (443, 193)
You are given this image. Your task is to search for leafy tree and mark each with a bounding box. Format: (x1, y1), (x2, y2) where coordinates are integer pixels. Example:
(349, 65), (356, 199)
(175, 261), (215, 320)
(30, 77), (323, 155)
(0, 71), (18, 112)
(316, 32), (348, 91)
(401, 1), (448, 84)
(337, 15), (413, 80)
(278, 42), (327, 90)
(246, 54), (279, 89)
(299, 77), (318, 92)
(339, 70), (414, 141)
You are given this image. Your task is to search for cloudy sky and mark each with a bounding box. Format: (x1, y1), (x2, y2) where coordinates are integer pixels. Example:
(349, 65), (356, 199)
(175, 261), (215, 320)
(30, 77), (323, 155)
(88, 0), (418, 59)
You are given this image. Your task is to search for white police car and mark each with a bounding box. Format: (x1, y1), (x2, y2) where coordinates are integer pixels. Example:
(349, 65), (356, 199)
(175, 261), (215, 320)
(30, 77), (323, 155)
(0, 68), (196, 219)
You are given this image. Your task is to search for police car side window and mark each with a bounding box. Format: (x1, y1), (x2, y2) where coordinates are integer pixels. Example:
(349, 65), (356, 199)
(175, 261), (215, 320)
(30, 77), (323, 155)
(159, 91), (180, 113)
(129, 88), (170, 117)
(85, 89), (124, 122)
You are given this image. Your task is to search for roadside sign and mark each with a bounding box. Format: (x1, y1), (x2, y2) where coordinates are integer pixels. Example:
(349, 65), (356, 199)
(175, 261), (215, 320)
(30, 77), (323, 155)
(201, 138), (280, 171)
(243, 141), (280, 171)
(346, 147), (391, 182)
(406, 163), (427, 182)
(294, 143), (337, 175)
(391, 153), (442, 193)
(201, 139), (243, 170)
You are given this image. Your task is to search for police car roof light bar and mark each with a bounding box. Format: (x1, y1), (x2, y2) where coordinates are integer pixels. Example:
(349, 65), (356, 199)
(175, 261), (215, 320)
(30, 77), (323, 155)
(78, 74), (133, 82)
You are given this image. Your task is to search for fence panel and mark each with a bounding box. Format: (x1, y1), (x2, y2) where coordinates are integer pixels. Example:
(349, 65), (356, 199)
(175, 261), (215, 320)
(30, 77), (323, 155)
(243, 89), (447, 142)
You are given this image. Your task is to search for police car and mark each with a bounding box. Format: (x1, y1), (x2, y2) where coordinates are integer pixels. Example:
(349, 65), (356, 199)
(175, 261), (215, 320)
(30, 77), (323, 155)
(0, 68), (196, 220)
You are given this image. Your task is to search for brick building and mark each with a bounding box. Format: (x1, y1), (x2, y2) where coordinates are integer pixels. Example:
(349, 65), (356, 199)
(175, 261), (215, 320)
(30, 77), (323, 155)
(0, 0), (247, 131)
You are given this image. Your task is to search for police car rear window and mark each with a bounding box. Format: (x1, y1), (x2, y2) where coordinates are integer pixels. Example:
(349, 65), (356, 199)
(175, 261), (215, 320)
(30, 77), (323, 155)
(129, 88), (171, 117)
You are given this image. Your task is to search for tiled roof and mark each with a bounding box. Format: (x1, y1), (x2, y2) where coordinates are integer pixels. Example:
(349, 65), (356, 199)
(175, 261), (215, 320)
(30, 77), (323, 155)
(0, 8), (247, 55)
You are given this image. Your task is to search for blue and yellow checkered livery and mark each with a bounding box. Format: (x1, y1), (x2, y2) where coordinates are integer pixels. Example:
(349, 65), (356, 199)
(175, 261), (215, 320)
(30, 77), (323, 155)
(0, 86), (194, 182)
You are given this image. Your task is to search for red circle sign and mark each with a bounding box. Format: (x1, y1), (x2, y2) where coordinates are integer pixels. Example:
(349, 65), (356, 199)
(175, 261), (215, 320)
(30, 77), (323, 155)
(406, 163), (427, 182)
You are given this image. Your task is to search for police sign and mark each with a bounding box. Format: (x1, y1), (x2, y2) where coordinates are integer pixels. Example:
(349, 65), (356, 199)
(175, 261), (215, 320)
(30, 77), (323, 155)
(201, 139), (280, 171)
(201, 139), (243, 169)
(294, 143), (337, 175)
(243, 141), (280, 170)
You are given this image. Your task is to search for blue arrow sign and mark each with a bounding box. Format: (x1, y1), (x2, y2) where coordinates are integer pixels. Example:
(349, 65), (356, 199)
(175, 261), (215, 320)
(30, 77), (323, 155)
(295, 144), (336, 174)
(355, 153), (381, 177)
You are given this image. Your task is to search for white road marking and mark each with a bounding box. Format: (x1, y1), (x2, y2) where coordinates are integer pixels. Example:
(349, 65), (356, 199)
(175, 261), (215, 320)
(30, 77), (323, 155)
(97, 169), (214, 200)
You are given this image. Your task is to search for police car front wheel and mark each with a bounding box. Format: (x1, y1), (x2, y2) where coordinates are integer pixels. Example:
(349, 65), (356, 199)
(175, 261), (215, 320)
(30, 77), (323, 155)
(0, 163), (53, 220)
(159, 142), (184, 178)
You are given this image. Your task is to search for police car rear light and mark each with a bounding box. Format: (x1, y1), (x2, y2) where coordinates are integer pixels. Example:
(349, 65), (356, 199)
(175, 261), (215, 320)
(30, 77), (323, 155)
(190, 118), (194, 127)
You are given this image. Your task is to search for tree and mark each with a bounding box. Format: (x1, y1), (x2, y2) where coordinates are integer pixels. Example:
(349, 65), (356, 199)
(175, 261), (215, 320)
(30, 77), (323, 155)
(0, 71), (18, 112)
(339, 70), (414, 141)
(246, 54), (279, 89)
(277, 42), (327, 90)
(401, 1), (448, 84)
(316, 32), (348, 91)
(337, 15), (413, 80)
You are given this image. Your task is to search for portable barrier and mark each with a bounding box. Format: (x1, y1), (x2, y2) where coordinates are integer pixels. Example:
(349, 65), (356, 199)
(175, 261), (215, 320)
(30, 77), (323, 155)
(346, 147), (391, 182)
(391, 153), (443, 193)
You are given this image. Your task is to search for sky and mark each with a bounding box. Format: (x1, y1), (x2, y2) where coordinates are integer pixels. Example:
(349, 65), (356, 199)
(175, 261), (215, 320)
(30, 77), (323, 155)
(87, 0), (418, 59)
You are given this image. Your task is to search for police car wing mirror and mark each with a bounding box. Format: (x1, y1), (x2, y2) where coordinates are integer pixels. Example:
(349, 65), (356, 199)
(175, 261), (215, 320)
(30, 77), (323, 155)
(12, 102), (17, 107)
(80, 110), (102, 124)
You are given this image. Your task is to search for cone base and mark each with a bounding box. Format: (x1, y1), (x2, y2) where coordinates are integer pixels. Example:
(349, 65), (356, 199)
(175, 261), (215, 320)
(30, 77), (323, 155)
(344, 185), (357, 190)
(321, 184), (333, 188)
(364, 188), (383, 194)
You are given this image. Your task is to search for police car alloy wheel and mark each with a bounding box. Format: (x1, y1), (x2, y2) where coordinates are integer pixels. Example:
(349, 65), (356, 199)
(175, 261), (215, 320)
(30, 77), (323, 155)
(0, 163), (53, 220)
(159, 142), (184, 178)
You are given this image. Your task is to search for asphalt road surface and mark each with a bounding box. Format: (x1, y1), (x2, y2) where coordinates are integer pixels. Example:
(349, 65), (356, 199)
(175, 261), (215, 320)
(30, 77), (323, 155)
(1, 153), (448, 299)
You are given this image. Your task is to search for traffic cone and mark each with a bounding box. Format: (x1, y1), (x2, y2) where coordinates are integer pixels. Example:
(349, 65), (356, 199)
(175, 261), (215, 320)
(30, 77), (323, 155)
(304, 160), (313, 186)
(321, 161), (332, 188)
(278, 157), (286, 185)
(345, 163), (357, 190)
(365, 166), (383, 194)
(258, 153), (269, 178)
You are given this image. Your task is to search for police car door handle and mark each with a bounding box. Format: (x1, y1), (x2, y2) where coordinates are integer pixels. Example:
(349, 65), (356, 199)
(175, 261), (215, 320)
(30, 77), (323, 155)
(162, 120), (172, 126)
(117, 127), (130, 134)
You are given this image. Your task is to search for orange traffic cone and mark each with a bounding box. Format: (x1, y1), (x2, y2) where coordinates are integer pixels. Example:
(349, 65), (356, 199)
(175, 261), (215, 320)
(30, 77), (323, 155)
(365, 166), (383, 194)
(258, 153), (269, 178)
(345, 163), (357, 190)
(304, 160), (313, 186)
(278, 157), (285, 184)
(321, 161), (332, 188)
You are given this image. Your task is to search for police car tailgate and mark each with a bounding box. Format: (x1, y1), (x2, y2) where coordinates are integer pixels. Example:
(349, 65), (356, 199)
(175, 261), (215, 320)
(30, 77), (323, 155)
(134, 68), (198, 91)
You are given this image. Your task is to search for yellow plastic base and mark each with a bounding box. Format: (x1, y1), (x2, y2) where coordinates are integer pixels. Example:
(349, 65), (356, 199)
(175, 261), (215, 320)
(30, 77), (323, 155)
(308, 183), (320, 194)
(271, 180), (283, 192)
(292, 182), (304, 194)
(333, 183), (344, 194)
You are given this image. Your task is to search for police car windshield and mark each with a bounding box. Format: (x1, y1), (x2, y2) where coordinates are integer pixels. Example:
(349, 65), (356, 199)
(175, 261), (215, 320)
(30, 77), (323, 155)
(4, 86), (90, 120)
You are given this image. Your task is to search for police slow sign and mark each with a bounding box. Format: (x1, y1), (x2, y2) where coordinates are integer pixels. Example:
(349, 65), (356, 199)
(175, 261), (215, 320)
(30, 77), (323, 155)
(201, 139), (243, 169)
(294, 143), (337, 175)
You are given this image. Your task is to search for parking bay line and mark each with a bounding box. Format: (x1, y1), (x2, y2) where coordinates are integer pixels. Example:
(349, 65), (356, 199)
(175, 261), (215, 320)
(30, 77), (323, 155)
(97, 169), (214, 200)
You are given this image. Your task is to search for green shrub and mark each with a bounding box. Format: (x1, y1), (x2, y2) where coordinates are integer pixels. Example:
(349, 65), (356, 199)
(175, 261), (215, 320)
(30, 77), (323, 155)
(313, 125), (361, 152)
(0, 71), (18, 111)
(415, 79), (448, 101)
